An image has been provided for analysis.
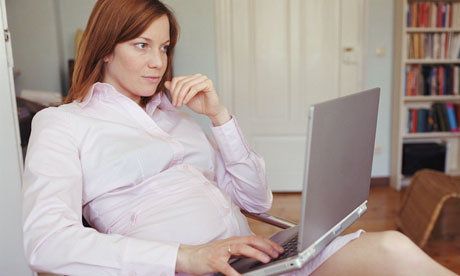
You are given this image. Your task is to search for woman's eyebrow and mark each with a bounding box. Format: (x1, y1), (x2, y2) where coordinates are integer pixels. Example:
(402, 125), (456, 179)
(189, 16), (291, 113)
(138, 36), (152, 42)
(137, 37), (170, 44)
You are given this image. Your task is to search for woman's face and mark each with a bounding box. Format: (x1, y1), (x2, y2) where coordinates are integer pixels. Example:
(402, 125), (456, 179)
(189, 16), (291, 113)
(103, 15), (170, 105)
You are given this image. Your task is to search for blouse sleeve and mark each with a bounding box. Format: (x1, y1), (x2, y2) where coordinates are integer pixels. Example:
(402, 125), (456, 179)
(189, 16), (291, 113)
(23, 108), (179, 276)
(210, 116), (273, 213)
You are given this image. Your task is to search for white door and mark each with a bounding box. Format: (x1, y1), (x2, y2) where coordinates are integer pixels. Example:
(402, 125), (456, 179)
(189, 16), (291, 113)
(215, 0), (367, 191)
(0, 0), (33, 274)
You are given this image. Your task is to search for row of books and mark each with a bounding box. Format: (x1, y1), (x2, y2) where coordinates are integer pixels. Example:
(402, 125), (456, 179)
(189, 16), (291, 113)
(407, 32), (460, 59)
(407, 2), (460, 28)
(408, 103), (460, 133)
(405, 65), (460, 96)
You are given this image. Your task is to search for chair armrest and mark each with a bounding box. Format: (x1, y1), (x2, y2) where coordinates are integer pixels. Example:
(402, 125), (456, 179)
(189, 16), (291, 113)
(241, 210), (296, 229)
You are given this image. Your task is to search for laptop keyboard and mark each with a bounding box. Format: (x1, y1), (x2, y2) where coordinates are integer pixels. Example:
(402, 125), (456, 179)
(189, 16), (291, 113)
(249, 234), (298, 269)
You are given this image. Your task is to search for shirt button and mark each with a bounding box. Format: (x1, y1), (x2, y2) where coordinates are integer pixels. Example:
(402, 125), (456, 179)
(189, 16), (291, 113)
(130, 213), (137, 224)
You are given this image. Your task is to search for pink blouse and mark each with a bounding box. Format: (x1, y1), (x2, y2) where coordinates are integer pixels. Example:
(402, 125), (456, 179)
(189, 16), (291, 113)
(22, 82), (273, 276)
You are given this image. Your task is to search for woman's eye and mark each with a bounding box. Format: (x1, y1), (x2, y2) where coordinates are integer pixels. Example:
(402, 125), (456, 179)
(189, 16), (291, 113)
(135, 43), (147, 49)
(161, 45), (170, 52)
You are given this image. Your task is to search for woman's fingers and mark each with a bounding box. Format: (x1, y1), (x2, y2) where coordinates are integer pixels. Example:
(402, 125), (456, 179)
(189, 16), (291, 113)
(175, 236), (283, 275)
(218, 263), (242, 276)
(231, 243), (271, 263)
(175, 75), (208, 107)
(169, 74), (207, 106)
(242, 236), (284, 259)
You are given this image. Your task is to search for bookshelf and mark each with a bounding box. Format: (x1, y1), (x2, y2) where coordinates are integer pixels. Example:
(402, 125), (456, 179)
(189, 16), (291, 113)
(391, 0), (460, 190)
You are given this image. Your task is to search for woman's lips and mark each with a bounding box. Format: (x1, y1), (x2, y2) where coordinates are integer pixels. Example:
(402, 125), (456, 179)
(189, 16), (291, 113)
(142, 76), (161, 83)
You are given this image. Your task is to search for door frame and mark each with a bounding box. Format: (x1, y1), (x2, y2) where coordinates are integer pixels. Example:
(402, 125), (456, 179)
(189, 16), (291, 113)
(0, 0), (32, 274)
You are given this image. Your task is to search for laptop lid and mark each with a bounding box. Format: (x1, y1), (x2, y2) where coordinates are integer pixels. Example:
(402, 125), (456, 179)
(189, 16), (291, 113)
(298, 88), (380, 251)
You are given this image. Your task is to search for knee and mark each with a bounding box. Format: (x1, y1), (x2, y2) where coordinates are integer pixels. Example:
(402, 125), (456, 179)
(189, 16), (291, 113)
(375, 230), (418, 259)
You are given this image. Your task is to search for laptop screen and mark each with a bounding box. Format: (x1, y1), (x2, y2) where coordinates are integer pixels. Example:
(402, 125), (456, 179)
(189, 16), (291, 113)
(298, 88), (380, 251)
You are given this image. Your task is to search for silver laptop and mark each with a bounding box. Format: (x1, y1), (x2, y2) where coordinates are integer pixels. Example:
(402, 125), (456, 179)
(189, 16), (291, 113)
(228, 88), (380, 276)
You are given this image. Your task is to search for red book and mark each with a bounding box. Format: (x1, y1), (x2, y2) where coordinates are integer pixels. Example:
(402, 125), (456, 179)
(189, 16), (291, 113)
(439, 67), (445, 95)
(455, 104), (460, 128)
(418, 3), (423, 27)
(412, 109), (418, 133)
(437, 3), (442, 27)
(423, 3), (429, 27)
(406, 70), (412, 95)
(448, 3), (452, 27)
(444, 33), (449, 59)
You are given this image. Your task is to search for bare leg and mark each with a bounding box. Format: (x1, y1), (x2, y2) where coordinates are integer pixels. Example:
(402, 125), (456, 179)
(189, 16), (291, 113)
(311, 231), (457, 276)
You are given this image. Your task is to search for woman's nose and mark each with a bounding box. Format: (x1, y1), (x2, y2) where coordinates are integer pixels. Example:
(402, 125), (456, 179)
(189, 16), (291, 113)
(147, 50), (164, 69)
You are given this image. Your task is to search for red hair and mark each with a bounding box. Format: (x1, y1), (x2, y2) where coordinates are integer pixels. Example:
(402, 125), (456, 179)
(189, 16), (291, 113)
(64, 0), (179, 106)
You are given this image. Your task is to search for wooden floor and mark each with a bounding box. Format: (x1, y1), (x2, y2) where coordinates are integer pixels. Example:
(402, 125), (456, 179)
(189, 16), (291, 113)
(247, 185), (460, 274)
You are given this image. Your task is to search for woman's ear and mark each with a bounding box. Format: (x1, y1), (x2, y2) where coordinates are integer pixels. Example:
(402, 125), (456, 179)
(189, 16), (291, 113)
(103, 54), (112, 63)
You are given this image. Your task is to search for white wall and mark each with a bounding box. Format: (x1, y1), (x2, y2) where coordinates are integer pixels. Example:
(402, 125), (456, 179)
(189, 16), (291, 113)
(365, 0), (394, 176)
(162, 0), (217, 130)
(56, 0), (97, 93)
(6, 0), (62, 95)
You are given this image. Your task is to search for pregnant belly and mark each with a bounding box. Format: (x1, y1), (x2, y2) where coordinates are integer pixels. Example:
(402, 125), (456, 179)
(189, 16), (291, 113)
(90, 167), (250, 245)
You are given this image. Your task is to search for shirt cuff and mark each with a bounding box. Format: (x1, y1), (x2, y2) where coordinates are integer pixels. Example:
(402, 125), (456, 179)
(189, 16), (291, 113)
(123, 239), (179, 276)
(210, 116), (250, 164)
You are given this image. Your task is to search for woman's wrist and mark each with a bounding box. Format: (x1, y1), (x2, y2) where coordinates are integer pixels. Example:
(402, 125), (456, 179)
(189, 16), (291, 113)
(209, 107), (231, 126)
(175, 244), (192, 273)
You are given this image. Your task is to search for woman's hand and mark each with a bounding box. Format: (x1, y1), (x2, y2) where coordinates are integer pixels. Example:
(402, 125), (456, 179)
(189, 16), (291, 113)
(164, 74), (231, 126)
(175, 235), (284, 276)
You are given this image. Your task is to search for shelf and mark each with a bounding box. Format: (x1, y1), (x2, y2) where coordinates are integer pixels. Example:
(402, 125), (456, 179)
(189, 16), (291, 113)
(406, 27), (460, 32)
(403, 132), (460, 139)
(404, 95), (460, 102)
(405, 59), (460, 64)
(391, 0), (460, 191)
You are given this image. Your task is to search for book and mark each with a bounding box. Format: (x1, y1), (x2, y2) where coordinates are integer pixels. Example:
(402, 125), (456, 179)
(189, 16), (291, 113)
(420, 33), (425, 59)
(440, 103), (451, 131)
(422, 65), (431, 95)
(438, 66), (445, 95)
(453, 33), (460, 59)
(431, 3), (437, 27)
(408, 34), (414, 59)
(431, 66), (438, 95)
(427, 109), (435, 132)
(433, 103), (448, 131)
(455, 104), (460, 128)
(418, 109), (428, 132)
(446, 103), (458, 132)
(432, 105), (440, 131)
(408, 109), (413, 132)
(446, 65), (452, 95)
(433, 33), (440, 59)
(441, 33), (446, 59)
(412, 109), (418, 133)
(455, 66), (460, 95)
